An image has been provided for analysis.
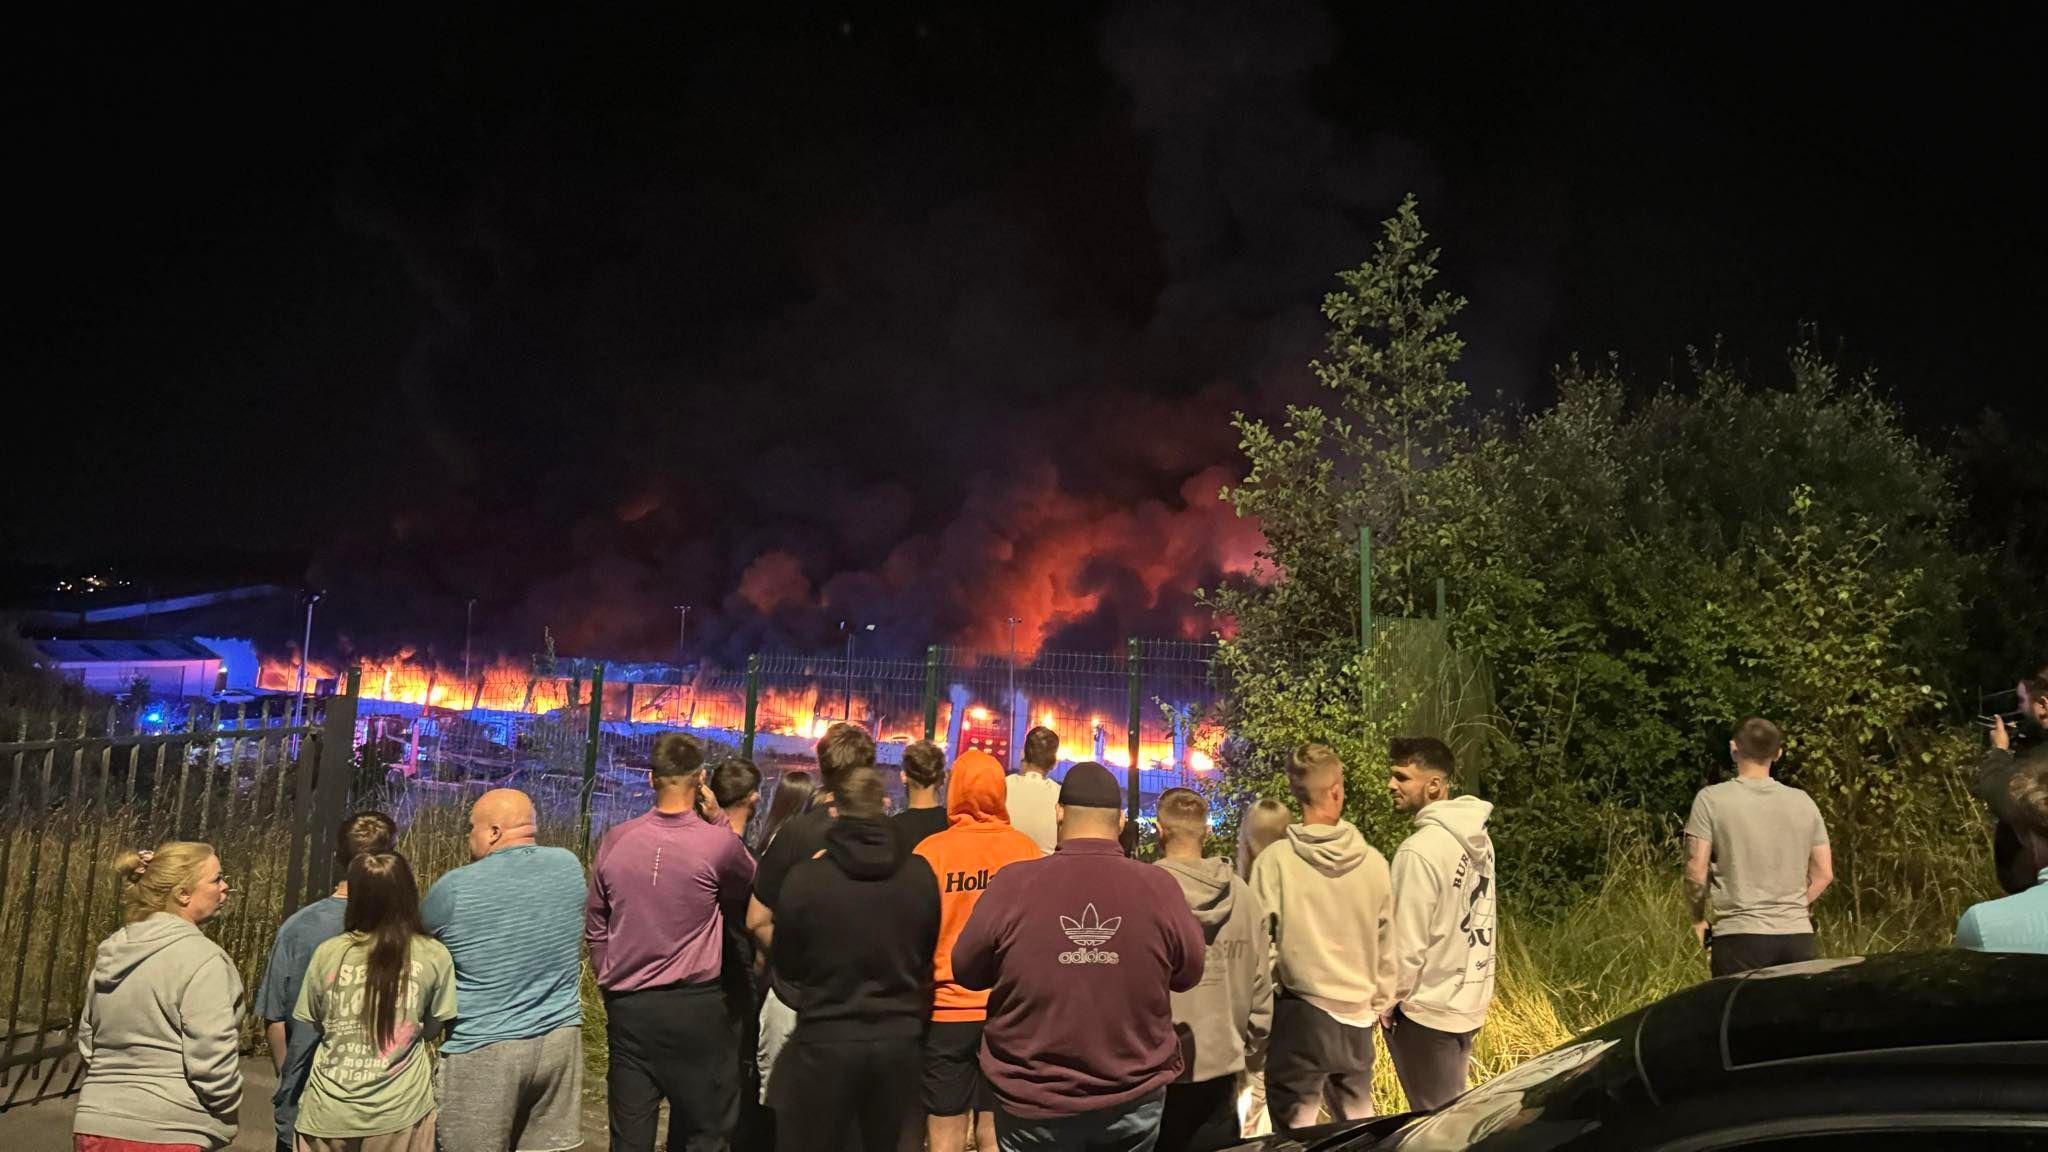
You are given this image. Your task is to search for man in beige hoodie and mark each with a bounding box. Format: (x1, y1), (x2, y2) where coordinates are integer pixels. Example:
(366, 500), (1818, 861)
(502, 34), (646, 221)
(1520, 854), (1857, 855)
(1249, 744), (1394, 1132)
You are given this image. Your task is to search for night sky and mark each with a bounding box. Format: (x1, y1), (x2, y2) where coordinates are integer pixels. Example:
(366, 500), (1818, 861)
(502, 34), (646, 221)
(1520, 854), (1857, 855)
(11, 6), (2035, 663)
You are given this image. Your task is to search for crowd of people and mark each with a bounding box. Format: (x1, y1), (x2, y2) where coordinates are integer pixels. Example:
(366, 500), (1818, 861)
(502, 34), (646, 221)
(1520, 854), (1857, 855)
(67, 667), (2048, 1151)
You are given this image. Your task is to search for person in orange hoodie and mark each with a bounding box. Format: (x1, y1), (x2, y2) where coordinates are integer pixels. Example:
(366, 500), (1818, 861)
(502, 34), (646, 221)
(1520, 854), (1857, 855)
(913, 749), (1042, 1152)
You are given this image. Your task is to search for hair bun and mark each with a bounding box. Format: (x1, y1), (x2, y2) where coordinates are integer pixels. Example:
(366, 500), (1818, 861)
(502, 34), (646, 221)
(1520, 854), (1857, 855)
(110, 848), (149, 883)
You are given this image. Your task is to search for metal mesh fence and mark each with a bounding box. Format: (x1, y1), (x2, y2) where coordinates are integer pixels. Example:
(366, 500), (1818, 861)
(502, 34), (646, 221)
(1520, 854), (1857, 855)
(339, 640), (1225, 817)
(0, 697), (335, 1104)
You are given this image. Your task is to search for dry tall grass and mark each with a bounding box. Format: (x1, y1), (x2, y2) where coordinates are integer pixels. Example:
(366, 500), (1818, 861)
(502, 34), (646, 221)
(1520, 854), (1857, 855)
(1364, 822), (1995, 1116)
(2, 730), (309, 1064)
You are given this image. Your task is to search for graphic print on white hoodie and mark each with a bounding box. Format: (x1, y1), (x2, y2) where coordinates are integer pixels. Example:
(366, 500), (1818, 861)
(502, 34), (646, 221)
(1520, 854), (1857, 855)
(1389, 795), (1497, 1033)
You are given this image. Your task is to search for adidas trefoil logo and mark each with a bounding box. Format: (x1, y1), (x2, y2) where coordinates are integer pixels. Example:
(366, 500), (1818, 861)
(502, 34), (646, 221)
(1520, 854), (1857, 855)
(1058, 903), (1122, 965)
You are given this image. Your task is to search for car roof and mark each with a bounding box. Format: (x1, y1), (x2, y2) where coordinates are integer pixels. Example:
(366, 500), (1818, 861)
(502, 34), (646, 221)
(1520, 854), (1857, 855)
(1632, 950), (2048, 1103)
(1361, 951), (2048, 1152)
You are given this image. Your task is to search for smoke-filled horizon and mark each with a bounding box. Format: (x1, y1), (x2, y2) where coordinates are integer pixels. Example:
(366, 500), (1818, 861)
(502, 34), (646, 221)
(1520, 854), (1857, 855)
(12, 6), (2031, 667)
(293, 2), (1461, 665)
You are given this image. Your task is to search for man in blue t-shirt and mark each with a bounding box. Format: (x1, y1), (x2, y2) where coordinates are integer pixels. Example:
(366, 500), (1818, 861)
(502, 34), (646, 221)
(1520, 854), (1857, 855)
(424, 788), (588, 1152)
(254, 811), (395, 1152)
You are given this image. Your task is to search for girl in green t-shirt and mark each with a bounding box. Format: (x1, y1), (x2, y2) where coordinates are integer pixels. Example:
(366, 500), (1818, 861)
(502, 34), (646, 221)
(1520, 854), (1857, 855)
(292, 851), (456, 1152)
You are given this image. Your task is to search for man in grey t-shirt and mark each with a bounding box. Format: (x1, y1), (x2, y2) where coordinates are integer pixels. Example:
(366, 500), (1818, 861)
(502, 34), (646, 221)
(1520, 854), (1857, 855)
(1684, 717), (1833, 976)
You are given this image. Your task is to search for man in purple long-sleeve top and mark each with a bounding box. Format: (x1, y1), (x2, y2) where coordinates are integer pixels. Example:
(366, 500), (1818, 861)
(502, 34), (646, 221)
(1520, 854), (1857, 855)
(587, 733), (757, 1151)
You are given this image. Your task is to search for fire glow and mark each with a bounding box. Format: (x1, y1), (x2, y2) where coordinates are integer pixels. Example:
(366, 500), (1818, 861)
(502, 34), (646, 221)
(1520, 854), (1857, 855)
(260, 652), (1218, 774)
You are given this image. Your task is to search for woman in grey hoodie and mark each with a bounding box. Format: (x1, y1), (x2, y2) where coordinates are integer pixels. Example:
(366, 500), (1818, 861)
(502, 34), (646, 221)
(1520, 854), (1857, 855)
(74, 840), (244, 1151)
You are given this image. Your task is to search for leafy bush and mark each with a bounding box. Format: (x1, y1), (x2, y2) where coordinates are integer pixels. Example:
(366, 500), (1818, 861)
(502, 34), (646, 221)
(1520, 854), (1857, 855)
(1208, 197), (1999, 919)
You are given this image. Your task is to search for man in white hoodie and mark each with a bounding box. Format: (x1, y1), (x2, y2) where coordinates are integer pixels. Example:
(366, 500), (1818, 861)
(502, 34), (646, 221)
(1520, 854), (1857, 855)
(1249, 744), (1394, 1132)
(1381, 736), (1496, 1112)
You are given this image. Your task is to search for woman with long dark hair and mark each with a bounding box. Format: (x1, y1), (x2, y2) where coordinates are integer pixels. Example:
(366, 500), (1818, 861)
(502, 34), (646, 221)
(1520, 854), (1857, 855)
(291, 852), (455, 1152)
(755, 769), (816, 853)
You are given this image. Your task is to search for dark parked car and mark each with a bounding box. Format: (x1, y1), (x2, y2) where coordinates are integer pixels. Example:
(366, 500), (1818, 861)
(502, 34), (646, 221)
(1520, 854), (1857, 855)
(1228, 951), (2048, 1151)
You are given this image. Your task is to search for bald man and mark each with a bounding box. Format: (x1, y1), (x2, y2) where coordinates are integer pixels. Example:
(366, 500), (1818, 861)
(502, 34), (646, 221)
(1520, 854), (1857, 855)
(423, 788), (589, 1152)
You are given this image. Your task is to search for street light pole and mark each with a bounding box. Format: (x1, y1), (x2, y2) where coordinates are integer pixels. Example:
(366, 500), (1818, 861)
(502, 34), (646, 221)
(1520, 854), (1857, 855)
(840, 620), (874, 725)
(1005, 617), (1022, 752)
(463, 598), (476, 690)
(674, 604), (691, 723)
(295, 591), (324, 730)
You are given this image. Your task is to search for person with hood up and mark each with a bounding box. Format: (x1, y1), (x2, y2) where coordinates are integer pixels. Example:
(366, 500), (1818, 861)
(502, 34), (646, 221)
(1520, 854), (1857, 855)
(74, 840), (243, 1151)
(912, 749), (1043, 1152)
(1249, 744), (1394, 1132)
(769, 765), (941, 1151)
(1381, 736), (1496, 1113)
(1153, 789), (1273, 1152)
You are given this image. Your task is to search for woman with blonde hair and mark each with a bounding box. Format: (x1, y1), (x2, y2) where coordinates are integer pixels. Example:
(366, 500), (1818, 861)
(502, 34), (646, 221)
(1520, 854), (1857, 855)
(74, 841), (244, 1151)
(1234, 796), (1293, 1140)
(1235, 796), (1293, 880)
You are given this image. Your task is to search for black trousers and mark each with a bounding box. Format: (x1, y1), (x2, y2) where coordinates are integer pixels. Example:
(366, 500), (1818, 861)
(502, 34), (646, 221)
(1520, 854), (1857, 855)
(772, 1032), (922, 1152)
(729, 983), (775, 1152)
(1709, 932), (1815, 977)
(606, 981), (739, 1152)
(1156, 1076), (1241, 1152)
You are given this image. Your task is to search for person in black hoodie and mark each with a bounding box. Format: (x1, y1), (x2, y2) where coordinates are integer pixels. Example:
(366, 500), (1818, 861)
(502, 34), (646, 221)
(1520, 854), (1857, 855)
(769, 765), (941, 1152)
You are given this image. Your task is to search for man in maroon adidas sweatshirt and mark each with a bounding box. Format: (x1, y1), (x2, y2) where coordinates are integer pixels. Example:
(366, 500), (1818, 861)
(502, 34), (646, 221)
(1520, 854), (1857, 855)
(953, 761), (1205, 1151)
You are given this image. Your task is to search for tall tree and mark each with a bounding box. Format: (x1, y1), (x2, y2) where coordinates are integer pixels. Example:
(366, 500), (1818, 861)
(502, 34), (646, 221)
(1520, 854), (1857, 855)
(1205, 196), (1486, 842)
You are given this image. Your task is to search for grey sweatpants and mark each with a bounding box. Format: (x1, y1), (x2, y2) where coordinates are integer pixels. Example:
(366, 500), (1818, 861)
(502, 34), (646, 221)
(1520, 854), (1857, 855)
(436, 1024), (585, 1152)
(1383, 1008), (1475, 1113)
(1265, 996), (1374, 1131)
(756, 988), (798, 1105)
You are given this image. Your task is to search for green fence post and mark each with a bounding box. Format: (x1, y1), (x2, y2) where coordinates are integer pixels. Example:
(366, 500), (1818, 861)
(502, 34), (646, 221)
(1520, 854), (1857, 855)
(1359, 524), (1374, 652)
(579, 663), (604, 858)
(1126, 638), (1142, 839)
(922, 645), (941, 742)
(1436, 575), (1446, 621)
(741, 654), (761, 762)
(1358, 526), (1375, 728)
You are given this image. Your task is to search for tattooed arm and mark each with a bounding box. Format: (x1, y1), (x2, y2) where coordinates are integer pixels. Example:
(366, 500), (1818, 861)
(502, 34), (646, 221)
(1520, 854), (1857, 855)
(1684, 834), (1713, 946)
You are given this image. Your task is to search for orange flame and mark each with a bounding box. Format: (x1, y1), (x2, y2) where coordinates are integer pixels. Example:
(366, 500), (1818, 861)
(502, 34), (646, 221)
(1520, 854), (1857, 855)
(260, 654), (1206, 772)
